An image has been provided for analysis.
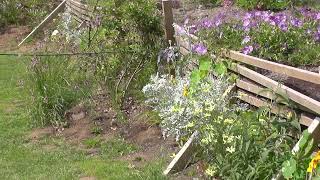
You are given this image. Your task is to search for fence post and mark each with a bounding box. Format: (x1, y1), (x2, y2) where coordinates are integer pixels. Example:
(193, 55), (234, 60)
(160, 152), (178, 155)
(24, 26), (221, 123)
(162, 0), (175, 45)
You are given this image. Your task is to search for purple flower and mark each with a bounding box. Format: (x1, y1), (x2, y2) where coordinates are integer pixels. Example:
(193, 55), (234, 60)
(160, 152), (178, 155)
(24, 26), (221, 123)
(290, 18), (303, 27)
(242, 35), (251, 44)
(192, 43), (207, 55)
(215, 19), (222, 27)
(243, 19), (251, 27)
(242, 45), (254, 55)
(202, 18), (213, 28)
(314, 32), (320, 42)
(244, 12), (253, 20)
(316, 13), (320, 20)
(279, 23), (288, 31)
(254, 11), (262, 17)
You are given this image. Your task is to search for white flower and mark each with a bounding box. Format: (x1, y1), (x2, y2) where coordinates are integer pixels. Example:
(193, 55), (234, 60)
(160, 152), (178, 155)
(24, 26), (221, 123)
(51, 30), (59, 36)
(205, 165), (217, 177)
(226, 146), (235, 153)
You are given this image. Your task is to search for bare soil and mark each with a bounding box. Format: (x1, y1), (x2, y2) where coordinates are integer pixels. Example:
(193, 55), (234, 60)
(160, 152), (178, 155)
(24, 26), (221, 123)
(28, 90), (179, 168)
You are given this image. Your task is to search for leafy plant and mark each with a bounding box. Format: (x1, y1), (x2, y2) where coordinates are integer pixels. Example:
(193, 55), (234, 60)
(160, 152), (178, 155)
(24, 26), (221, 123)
(27, 56), (91, 128)
(195, 9), (320, 66)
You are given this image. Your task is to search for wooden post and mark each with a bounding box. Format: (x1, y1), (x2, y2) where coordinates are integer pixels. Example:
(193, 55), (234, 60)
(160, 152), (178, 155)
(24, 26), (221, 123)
(162, 0), (175, 45)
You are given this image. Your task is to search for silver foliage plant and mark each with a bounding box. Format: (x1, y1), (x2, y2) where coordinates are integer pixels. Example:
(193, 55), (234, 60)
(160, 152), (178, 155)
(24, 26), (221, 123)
(142, 74), (233, 141)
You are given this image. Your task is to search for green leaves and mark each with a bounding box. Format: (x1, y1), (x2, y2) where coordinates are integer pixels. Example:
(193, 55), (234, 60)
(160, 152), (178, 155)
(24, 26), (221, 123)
(282, 158), (297, 179)
(190, 56), (212, 86)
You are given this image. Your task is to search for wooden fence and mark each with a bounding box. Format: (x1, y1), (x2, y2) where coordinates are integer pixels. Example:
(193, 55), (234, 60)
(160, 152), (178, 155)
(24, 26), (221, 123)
(19, 0), (92, 46)
(162, 1), (320, 176)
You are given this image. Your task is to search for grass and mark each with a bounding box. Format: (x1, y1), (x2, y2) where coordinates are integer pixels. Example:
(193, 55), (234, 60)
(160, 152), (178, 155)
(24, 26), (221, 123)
(0, 55), (167, 179)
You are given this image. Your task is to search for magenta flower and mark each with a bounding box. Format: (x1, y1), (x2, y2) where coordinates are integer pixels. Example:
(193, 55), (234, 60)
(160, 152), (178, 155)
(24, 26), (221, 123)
(242, 45), (254, 55)
(192, 43), (207, 55)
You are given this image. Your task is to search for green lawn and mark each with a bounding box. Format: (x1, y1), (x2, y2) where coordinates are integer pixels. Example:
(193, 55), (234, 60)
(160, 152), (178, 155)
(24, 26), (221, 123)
(0, 55), (166, 180)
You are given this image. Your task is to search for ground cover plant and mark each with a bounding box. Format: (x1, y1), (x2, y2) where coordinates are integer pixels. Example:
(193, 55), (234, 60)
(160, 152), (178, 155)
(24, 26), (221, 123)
(178, 8), (320, 66)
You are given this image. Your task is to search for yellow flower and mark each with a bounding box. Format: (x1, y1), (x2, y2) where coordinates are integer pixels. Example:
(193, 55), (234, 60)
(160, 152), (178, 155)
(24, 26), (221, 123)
(287, 112), (293, 119)
(307, 151), (320, 173)
(183, 86), (188, 97)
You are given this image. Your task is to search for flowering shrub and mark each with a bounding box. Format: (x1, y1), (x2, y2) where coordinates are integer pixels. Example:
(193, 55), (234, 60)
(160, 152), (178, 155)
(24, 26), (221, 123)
(144, 56), (301, 178)
(143, 74), (232, 140)
(192, 9), (320, 66)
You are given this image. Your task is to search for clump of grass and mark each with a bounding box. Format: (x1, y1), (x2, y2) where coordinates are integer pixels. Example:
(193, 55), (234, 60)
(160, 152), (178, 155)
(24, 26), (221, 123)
(27, 56), (92, 128)
(100, 137), (138, 158)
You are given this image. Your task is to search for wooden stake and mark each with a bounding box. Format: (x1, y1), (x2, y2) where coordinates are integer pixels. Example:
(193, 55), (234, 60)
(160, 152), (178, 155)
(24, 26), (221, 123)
(18, 0), (67, 46)
(164, 131), (198, 175)
(162, 0), (175, 44)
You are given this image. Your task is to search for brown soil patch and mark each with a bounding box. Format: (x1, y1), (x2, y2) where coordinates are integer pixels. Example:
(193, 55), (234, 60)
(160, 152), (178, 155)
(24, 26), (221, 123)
(0, 26), (31, 52)
(28, 91), (178, 168)
(28, 127), (54, 140)
(79, 176), (96, 180)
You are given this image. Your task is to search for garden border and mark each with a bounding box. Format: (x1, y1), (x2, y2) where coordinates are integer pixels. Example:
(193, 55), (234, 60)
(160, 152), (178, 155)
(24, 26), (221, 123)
(162, 1), (320, 176)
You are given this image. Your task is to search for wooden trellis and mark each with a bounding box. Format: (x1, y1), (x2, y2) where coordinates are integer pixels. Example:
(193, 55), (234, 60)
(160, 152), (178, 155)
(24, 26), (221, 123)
(19, 0), (93, 46)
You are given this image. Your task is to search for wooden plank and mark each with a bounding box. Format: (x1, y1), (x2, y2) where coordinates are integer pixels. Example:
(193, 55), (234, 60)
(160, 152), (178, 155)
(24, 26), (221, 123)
(173, 23), (199, 41)
(18, 0), (66, 46)
(238, 90), (292, 116)
(238, 90), (314, 127)
(67, 0), (89, 10)
(164, 131), (198, 175)
(162, 0), (175, 44)
(236, 79), (317, 114)
(224, 50), (320, 85)
(66, 1), (91, 21)
(179, 46), (190, 56)
(231, 64), (320, 115)
(236, 80), (276, 100)
(176, 36), (191, 51)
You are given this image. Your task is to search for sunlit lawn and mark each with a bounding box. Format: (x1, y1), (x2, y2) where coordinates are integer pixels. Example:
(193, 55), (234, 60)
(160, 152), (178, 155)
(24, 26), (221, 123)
(0, 55), (166, 179)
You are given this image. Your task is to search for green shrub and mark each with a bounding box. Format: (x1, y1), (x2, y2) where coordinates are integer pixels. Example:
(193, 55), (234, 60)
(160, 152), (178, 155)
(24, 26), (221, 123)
(84, 0), (163, 104)
(0, 0), (57, 32)
(27, 56), (91, 127)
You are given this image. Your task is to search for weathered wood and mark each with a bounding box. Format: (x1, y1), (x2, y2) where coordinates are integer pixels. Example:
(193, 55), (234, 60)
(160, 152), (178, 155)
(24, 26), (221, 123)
(238, 90), (292, 116)
(224, 50), (320, 85)
(238, 90), (314, 127)
(236, 80), (276, 100)
(18, 0), (66, 46)
(236, 79), (316, 114)
(179, 46), (190, 56)
(164, 131), (199, 175)
(66, 1), (91, 21)
(162, 0), (175, 44)
(231, 64), (320, 115)
(67, 0), (89, 10)
(292, 117), (320, 153)
(176, 36), (192, 51)
(173, 23), (199, 41)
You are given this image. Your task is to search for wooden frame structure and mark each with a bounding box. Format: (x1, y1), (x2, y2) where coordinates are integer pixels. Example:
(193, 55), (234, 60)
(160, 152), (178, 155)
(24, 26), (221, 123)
(162, 1), (320, 176)
(19, 0), (93, 46)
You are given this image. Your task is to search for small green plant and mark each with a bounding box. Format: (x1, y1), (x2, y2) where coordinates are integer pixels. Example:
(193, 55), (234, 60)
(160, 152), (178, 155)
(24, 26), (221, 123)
(83, 137), (102, 148)
(91, 126), (103, 135)
(100, 137), (138, 158)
